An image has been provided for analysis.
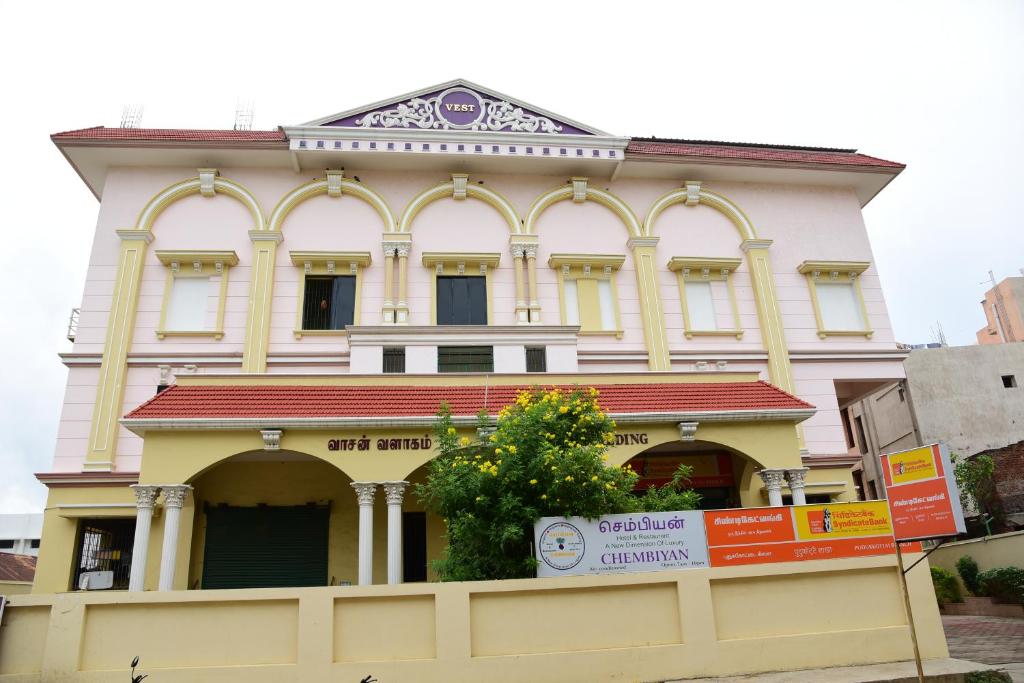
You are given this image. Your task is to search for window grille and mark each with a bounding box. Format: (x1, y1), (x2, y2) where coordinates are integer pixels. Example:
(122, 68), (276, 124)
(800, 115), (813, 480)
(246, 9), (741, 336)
(302, 276), (356, 330)
(526, 346), (547, 373)
(383, 347), (406, 373)
(438, 346), (494, 373)
(72, 518), (135, 590)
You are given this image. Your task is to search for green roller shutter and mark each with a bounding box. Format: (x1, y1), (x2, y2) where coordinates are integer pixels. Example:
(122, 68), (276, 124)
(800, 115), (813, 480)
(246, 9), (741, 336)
(202, 505), (329, 589)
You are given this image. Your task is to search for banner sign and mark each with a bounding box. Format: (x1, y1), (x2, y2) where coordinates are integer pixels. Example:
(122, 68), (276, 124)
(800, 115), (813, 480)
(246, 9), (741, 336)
(880, 443), (966, 540)
(705, 502), (907, 567)
(534, 511), (709, 578)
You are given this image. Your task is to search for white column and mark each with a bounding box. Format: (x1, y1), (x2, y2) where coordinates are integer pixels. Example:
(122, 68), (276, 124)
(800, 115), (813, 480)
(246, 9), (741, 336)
(757, 469), (786, 507)
(786, 467), (810, 506)
(383, 481), (409, 585)
(157, 485), (192, 591)
(352, 482), (378, 586)
(128, 485), (160, 592)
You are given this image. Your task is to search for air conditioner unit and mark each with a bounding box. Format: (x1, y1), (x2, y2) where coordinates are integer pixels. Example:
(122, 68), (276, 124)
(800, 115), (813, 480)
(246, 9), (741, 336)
(78, 571), (114, 590)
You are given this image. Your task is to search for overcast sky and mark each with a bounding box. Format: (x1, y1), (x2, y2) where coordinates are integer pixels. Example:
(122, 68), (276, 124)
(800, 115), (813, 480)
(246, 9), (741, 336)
(0, 1), (1021, 514)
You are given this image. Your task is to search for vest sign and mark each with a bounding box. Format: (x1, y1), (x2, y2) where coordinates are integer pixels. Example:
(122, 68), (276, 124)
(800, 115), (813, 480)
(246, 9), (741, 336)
(534, 511), (709, 578)
(880, 443), (966, 541)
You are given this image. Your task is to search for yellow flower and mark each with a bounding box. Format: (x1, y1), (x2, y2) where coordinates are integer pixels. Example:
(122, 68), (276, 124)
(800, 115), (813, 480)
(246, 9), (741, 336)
(475, 496), (482, 502)
(541, 494), (548, 500)
(564, 475), (573, 482)
(591, 475), (599, 482)
(459, 436), (470, 446)
(601, 454), (609, 461)
(606, 483), (614, 490)
(447, 427), (456, 435)
(530, 479), (538, 485)
(495, 448), (503, 455)
(559, 406), (569, 414)
(489, 434), (498, 442)
(507, 445), (517, 454)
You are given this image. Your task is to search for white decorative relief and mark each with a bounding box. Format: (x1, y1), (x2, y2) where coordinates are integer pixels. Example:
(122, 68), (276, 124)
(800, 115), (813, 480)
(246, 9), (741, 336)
(571, 177), (588, 203)
(457, 262), (466, 275)
(170, 261), (180, 274)
(261, 429), (282, 451)
(198, 169), (218, 197)
(355, 89), (565, 133)
(327, 261), (336, 274)
(326, 170), (344, 198)
(452, 173), (468, 200)
(684, 180), (701, 206)
(214, 261), (224, 274)
(678, 422), (698, 442)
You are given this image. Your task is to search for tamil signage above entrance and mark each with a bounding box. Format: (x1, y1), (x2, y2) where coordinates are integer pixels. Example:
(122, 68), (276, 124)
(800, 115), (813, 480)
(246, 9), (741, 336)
(534, 511), (709, 578)
(880, 443), (966, 540)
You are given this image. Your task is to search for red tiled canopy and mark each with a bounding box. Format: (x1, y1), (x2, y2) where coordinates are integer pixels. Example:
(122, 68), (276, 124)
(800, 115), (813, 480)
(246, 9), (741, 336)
(51, 126), (287, 143)
(125, 381), (812, 421)
(0, 553), (37, 583)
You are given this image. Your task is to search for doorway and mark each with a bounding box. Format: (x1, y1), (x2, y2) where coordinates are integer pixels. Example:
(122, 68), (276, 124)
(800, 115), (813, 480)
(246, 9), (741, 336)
(403, 511), (428, 582)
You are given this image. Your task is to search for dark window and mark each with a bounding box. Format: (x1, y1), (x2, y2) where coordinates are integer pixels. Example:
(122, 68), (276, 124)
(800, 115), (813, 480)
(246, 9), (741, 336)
(898, 386), (906, 402)
(1003, 375), (1017, 388)
(0, 540), (13, 549)
(526, 346), (546, 373)
(156, 384), (170, 394)
(403, 511), (428, 582)
(840, 409), (855, 450)
(72, 518), (135, 590)
(436, 276), (486, 325)
(782, 494), (832, 506)
(438, 346), (493, 373)
(30, 539), (40, 548)
(854, 415), (869, 454)
(383, 347), (406, 374)
(302, 276), (356, 330)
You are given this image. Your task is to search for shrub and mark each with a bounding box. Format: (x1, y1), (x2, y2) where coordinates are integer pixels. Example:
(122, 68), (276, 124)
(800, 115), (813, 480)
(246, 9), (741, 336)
(956, 555), (981, 595)
(931, 566), (963, 605)
(966, 672), (1012, 683)
(416, 387), (700, 581)
(977, 567), (1024, 604)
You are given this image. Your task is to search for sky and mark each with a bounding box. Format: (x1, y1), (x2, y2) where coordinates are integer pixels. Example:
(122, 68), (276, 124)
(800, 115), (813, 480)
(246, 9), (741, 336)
(0, 0), (1021, 514)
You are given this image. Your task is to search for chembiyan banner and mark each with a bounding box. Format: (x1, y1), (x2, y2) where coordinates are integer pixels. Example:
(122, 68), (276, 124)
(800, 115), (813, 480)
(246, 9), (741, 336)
(534, 511), (709, 578)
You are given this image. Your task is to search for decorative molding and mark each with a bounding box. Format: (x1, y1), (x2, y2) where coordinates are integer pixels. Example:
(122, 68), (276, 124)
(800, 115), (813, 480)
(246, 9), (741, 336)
(261, 429), (282, 451)
(677, 421), (698, 442)
(684, 180), (702, 206)
(626, 237), (659, 249)
(326, 169), (344, 198)
(249, 229), (284, 243)
(756, 469), (787, 491)
(289, 251), (372, 268)
(797, 260), (871, 278)
(786, 467), (809, 489)
(547, 253), (626, 271)
(667, 256), (743, 276)
(383, 481), (409, 506)
(571, 177), (588, 203)
(161, 484), (192, 508)
(740, 239), (774, 252)
(130, 484), (161, 509)
(351, 482), (378, 506)
(452, 173), (468, 200)
(155, 250), (239, 268)
(422, 252), (501, 268)
(198, 168), (218, 197)
(116, 228), (154, 243)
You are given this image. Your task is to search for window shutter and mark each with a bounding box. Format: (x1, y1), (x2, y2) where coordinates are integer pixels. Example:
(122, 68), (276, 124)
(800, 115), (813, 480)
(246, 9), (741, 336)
(437, 276), (486, 325)
(467, 276), (487, 324)
(597, 280), (616, 331)
(563, 280), (580, 326)
(816, 282), (865, 330)
(686, 281), (717, 330)
(329, 276), (356, 330)
(166, 277), (210, 330)
(575, 279), (603, 331)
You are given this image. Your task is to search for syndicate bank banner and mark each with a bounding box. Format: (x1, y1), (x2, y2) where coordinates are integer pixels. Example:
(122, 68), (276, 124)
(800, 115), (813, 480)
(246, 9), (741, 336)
(705, 501), (917, 567)
(534, 511), (709, 578)
(880, 443), (966, 540)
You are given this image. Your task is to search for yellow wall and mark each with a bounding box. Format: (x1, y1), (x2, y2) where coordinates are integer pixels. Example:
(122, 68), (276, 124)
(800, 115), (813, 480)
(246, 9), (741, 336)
(0, 554), (947, 682)
(0, 581), (32, 595)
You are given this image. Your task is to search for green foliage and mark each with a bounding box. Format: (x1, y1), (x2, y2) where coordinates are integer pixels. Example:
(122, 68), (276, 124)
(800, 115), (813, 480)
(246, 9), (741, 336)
(966, 671), (1013, 683)
(956, 555), (981, 595)
(977, 566), (1024, 604)
(416, 387), (700, 581)
(953, 454), (999, 520)
(930, 566), (963, 605)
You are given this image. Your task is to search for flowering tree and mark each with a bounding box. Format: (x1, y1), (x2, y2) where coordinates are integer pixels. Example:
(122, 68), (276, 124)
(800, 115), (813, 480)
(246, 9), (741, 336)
(416, 387), (700, 581)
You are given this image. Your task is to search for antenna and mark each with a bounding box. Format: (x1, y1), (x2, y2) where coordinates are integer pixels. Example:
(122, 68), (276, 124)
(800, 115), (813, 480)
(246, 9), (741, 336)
(120, 104), (144, 129)
(233, 99), (254, 131)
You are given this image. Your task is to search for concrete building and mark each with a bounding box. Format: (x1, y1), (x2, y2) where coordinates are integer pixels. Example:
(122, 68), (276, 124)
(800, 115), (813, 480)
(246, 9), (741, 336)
(976, 273), (1024, 345)
(845, 343), (1024, 501)
(0, 513), (43, 557)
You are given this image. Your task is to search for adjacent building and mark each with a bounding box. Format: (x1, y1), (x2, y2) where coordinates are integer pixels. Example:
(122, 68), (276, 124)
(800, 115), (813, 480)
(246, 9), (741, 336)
(34, 80), (909, 593)
(977, 272), (1024, 345)
(0, 513), (43, 557)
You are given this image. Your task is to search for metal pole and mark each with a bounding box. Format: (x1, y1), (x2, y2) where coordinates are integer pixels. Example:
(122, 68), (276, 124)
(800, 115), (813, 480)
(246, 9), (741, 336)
(895, 543), (925, 683)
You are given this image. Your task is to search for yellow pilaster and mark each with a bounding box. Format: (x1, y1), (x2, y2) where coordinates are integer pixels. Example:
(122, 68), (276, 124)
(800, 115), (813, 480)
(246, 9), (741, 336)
(627, 237), (671, 371)
(83, 230), (152, 471)
(241, 231), (282, 373)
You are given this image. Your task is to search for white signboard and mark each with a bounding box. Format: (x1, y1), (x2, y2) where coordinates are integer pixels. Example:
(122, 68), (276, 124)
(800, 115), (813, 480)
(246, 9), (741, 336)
(534, 511), (709, 578)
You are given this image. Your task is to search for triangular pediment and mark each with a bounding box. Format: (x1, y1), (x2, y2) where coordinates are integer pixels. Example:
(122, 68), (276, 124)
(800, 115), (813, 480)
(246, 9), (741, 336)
(303, 79), (606, 136)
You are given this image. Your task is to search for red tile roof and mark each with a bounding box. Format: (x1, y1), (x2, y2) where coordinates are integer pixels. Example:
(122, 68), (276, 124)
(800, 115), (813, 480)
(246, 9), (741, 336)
(626, 139), (904, 169)
(124, 381), (812, 420)
(51, 126), (287, 143)
(0, 553), (37, 583)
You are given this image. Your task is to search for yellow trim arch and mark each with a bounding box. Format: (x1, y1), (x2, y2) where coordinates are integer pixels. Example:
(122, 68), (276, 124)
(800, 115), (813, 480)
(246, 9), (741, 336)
(398, 180), (521, 234)
(643, 187), (756, 240)
(524, 184), (642, 238)
(267, 178), (397, 233)
(134, 175), (266, 233)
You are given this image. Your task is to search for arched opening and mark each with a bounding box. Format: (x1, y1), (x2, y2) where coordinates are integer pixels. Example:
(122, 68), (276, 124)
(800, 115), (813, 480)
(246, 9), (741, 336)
(623, 439), (763, 510)
(186, 450), (356, 590)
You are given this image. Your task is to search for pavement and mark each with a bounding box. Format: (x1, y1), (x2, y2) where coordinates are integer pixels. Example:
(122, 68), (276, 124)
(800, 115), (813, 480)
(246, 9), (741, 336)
(942, 614), (1024, 682)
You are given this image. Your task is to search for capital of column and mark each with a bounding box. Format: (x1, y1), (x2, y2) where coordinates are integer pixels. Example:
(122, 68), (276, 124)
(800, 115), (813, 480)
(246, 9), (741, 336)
(756, 468), (787, 490)
(523, 244), (538, 260)
(511, 244), (525, 259)
(785, 467), (809, 489)
(382, 481), (410, 506)
(248, 230), (283, 243)
(130, 484), (161, 509)
(161, 484), (192, 509)
(381, 241), (402, 257)
(351, 482), (378, 506)
(740, 238), (773, 252)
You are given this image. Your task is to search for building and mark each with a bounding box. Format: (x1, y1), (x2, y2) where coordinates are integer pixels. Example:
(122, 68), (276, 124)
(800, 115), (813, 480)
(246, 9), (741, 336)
(977, 272), (1024, 345)
(0, 552), (37, 595)
(0, 513), (43, 557)
(845, 342), (1024, 503)
(34, 79), (910, 594)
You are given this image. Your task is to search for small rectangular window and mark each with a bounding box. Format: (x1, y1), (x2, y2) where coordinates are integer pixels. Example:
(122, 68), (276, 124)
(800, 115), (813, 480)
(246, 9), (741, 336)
(0, 539), (14, 549)
(1003, 375), (1018, 388)
(816, 282), (866, 330)
(840, 408), (855, 450)
(685, 281), (717, 330)
(383, 347), (406, 374)
(854, 415), (869, 454)
(30, 539), (40, 549)
(438, 346), (493, 373)
(165, 277), (211, 330)
(526, 346), (547, 373)
(72, 518), (135, 590)
(302, 276), (356, 330)
(436, 276), (487, 325)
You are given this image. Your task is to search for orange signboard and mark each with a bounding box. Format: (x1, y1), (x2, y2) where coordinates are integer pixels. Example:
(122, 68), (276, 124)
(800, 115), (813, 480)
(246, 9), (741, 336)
(880, 444), (966, 541)
(705, 502), (912, 567)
